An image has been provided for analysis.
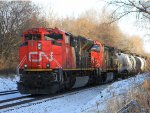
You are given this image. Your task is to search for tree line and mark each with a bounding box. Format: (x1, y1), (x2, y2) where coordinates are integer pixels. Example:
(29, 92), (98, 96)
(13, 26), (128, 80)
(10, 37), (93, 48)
(0, 1), (149, 75)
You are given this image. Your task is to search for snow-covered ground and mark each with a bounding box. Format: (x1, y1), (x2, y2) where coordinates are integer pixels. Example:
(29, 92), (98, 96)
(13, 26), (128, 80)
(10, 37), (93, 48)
(0, 75), (19, 91)
(0, 73), (149, 113)
(0, 75), (23, 101)
(82, 73), (150, 113)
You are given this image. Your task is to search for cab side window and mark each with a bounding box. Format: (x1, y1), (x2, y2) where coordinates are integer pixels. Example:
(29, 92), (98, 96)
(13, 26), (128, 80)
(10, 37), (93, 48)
(44, 34), (63, 41)
(91, 45), (100, 52)
(44, 35), (54, 40)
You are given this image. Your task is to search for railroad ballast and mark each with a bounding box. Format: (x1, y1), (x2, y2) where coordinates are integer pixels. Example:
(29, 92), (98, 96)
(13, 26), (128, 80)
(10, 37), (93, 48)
(17, 28), (147, 94)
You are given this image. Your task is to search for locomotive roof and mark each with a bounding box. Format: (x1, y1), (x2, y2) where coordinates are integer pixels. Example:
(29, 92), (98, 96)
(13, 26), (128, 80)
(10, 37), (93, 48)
(22, 27), (147, 59)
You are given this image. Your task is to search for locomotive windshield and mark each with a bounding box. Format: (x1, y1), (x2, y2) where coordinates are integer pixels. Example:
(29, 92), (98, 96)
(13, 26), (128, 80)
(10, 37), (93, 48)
(24, 34), (41, 40)
(44, 33), (63, 41)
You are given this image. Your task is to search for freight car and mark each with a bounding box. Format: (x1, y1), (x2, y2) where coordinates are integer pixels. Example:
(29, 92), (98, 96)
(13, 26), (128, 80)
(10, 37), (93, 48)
(17, 28), (146, 94)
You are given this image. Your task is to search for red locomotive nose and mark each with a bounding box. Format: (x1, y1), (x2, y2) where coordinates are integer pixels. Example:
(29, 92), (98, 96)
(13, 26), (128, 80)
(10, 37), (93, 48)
(27, 40), (54, 69)
(20, 41), (55, 69)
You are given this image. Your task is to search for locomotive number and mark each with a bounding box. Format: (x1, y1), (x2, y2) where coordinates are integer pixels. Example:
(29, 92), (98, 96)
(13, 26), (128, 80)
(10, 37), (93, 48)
(29, 52), (54, 62)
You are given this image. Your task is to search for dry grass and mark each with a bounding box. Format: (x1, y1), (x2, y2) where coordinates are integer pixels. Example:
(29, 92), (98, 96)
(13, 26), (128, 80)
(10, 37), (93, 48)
(146, 57), (150, 72)
(104, 79), (150, 113)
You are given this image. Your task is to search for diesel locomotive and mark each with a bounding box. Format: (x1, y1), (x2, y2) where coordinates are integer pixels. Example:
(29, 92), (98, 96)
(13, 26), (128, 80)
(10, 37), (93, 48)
(17, 28), (146, 94)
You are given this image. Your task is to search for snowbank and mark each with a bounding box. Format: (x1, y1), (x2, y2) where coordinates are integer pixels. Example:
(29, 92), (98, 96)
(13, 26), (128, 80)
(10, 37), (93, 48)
(81, 73), (150, 113)
(0, 75), (19, 91)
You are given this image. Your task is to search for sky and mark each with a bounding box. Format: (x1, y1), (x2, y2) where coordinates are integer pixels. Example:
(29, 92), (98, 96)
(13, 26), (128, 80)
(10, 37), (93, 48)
(33, 0), (150, 53)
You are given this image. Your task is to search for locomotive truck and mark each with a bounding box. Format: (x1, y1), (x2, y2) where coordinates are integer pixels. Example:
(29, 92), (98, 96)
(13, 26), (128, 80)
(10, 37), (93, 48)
(17, 28), (146, 94)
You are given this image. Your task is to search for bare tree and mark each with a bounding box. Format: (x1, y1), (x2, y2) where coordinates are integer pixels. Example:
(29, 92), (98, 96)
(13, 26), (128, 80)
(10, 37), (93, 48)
(107, 0), (150, 27)
(0, 1), (39, 71)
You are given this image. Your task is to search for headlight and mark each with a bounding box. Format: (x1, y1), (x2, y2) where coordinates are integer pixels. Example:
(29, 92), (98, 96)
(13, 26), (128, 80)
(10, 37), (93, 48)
(38, 43), (42, 50)
(46, 64), (50, 68)
(24, 64), (28, 68)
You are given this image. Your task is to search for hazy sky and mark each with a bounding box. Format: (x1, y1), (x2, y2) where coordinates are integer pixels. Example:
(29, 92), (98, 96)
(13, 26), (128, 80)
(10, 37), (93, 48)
(33, 0), (150, 53)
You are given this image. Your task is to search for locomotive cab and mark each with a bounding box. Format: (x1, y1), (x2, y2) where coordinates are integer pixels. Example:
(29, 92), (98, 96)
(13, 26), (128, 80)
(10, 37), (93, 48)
(90, 41), (104, 68)
(19, 28), (66, 70)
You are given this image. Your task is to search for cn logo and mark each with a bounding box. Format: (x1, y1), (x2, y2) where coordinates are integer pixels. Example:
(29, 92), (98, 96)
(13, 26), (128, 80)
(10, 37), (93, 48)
(29, 52), (53, 62)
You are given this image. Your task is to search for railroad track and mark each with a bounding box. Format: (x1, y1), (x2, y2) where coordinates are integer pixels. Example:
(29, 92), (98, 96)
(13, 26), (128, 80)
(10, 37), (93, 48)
(0, 84), (109, 112)
(0, 90), (19, 96)
(0, 95), (40, 110)
(0, 95), (31, 105)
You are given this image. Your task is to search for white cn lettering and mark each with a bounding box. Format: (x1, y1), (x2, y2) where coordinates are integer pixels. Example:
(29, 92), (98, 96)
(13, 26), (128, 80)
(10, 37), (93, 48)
(29, 52), (54, 62)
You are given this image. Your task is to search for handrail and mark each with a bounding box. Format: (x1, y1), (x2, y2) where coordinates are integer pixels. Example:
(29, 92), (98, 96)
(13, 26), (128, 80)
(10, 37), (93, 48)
(53, 58), (62, 68)
(16, 55), (27, 76)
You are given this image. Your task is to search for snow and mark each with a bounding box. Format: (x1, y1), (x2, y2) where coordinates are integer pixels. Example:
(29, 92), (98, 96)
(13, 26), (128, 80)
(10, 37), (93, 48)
(0, 75), (19, 91)
(0, 75), (24, 101)
(0, 73), (149, 113)
(1, 85), (108, 113)
(81, 73), (150, 113)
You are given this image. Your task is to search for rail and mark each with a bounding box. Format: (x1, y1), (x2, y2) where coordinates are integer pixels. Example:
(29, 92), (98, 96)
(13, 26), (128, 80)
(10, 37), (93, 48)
(0, 90), (19, 96)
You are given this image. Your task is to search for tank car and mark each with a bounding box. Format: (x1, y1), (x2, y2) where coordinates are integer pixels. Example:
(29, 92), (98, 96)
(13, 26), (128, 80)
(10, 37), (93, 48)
(134, 56), (145, 73)
(137, 57), (145, 72)
(128, 55), (136, 73)
(116, 52), (133, 74)
(142, 58), (147, 71)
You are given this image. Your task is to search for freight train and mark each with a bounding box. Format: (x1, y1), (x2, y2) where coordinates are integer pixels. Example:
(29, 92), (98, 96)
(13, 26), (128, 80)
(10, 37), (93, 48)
(17, 28), (147, 94)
